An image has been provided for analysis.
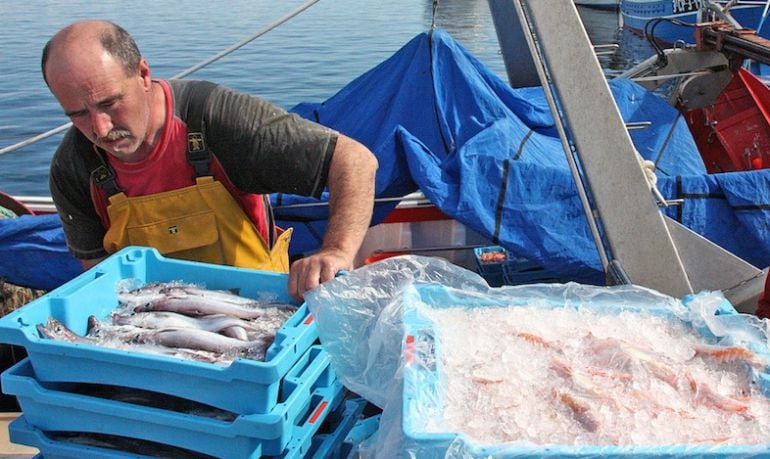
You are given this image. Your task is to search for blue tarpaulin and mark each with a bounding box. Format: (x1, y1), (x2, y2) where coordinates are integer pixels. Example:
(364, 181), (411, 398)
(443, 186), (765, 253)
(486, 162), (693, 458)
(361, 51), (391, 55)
(278, 29), (770, 284)
(3, 29), (769, 290)
(0, 214), (81, 290)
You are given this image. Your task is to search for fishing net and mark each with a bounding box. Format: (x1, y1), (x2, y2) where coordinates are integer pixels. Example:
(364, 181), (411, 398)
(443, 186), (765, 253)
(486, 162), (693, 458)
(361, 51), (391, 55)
(0, 279), (45, 316)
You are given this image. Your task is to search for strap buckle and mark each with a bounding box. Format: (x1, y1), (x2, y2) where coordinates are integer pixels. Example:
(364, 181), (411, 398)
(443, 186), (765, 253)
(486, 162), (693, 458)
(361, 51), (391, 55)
(187, 131), (212, 178)
(88, 145), (123, 196)
(91, 164), (114, 185)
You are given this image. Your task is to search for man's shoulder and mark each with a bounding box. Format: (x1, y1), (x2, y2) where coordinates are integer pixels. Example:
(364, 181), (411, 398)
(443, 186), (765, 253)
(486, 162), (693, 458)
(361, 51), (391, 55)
(52, 127), (90, 164)
(167, 79), (220, 102)
(49, 127), (92, 188)
(167, 79), (226, 121)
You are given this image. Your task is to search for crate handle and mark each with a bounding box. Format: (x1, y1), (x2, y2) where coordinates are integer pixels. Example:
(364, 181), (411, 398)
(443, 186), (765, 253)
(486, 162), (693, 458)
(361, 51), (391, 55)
(405, 335), (415, 364)
(307, 399), (329, 425)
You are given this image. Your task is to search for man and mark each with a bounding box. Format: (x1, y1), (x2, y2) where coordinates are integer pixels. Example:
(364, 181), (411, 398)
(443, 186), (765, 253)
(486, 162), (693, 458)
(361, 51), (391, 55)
(43, 20), (378, 300)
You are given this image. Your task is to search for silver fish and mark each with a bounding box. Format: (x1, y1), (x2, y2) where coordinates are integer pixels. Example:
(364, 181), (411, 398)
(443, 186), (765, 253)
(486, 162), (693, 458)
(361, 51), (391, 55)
(116, 282), (176, 308)
(37, 317), (93, 344)
(134, 296), (267, 320)
(119, 282), (255, 307)
(112, 311), (258, 335)
(141, 328), (273, 357)
(221, 325), (249, 341)
(39, 316), (224, 364)
(166, 285), (257, 306)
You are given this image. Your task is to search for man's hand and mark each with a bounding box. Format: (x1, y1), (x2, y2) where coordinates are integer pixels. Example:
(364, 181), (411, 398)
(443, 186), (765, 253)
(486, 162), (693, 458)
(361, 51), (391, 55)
(288, 249), (352, 301)
(287, 134), (377, 301)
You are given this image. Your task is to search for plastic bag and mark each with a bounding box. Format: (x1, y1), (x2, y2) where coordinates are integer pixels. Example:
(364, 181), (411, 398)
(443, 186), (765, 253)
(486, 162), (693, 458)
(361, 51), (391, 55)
(305, 255), (770, 458)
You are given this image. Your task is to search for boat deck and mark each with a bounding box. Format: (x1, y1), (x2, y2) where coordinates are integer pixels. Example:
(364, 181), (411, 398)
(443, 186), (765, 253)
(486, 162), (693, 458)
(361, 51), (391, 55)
(0, 413), (37, 458)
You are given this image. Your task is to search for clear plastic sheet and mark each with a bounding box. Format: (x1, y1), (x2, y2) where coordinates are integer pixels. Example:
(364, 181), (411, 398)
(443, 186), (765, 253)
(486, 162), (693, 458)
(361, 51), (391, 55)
(305, 255), (770, 458)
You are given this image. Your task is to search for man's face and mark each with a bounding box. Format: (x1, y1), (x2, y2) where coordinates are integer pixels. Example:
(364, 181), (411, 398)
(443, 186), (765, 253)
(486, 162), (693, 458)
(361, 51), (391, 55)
(46, 47), (153, 163)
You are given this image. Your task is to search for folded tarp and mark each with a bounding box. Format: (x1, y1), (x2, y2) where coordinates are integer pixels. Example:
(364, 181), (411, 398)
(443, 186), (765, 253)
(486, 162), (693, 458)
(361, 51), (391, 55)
(282, 29), (768, 284)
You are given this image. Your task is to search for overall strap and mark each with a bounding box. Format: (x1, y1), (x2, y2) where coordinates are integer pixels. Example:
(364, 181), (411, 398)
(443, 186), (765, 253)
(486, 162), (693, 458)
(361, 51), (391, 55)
(184, 81), (278, 248)
(183, 80), (219, 178)
(76, 134), (122, 197)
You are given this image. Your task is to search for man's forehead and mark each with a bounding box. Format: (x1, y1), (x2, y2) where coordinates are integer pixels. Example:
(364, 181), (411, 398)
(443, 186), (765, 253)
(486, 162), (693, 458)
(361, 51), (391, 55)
(47, 49), (128, 100)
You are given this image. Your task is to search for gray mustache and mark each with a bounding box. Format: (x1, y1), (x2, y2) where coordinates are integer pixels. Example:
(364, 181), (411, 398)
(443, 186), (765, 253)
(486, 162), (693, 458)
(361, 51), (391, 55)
(101, 129), (131, 142)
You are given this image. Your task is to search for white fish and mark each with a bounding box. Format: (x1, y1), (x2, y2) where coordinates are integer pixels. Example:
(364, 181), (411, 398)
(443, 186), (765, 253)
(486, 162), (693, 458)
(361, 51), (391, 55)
(112, 311), (258, 335)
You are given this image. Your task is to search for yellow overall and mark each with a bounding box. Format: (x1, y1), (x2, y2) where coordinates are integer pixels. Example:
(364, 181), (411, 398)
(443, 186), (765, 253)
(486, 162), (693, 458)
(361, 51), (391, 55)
(102, 176), (291, 272)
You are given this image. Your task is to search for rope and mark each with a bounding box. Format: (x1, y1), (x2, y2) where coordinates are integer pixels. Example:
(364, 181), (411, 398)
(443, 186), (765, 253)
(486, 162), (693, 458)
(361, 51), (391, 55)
(0, 0), (320, 157)
(431, 0), (439, 30)
(170, 0), (319, 79)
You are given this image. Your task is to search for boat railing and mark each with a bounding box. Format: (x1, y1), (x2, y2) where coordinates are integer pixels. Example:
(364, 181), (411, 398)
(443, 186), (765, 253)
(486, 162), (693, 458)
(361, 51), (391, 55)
(0, 0), (320, 158)
(16, 191), (435, 215)
(592, 43), (619, 56)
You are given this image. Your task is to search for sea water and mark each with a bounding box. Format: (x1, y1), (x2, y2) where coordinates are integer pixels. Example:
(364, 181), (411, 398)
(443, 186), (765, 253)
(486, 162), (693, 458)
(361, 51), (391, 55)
(0, 1), (651, 196)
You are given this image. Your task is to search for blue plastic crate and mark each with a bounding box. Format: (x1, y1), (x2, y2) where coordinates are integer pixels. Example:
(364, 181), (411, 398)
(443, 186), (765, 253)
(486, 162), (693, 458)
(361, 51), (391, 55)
(4, 345), (344, 458)
(473, 246), (508, 287)
(274, 394), (349, 459)
(10, 416), (206, 459)
(400, 284), (770, 458)
(0, 246), (318, 414)
(12, 406), (345, 459)
(501, 256), (560, 286)
(308, 396), (368, 459)
(341, 414), (381, 459)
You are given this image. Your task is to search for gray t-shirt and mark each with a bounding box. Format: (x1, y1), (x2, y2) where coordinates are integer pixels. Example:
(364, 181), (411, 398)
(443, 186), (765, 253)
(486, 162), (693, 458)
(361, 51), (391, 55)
(49, 79), (337, 260)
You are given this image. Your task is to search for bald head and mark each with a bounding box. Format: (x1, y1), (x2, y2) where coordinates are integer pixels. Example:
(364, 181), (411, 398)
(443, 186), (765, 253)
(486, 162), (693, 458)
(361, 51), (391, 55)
(42, 20), (162, 163)
(42, 20), (141, 86)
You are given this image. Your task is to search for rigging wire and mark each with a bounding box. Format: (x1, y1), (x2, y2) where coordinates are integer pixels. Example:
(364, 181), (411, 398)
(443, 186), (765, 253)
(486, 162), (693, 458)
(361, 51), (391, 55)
(758, 0), (770, 35)
(0, 0), (320, 157)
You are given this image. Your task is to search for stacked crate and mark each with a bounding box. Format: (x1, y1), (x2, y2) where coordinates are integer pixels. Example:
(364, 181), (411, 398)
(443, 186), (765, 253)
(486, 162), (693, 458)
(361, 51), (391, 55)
(474, 245), (559, 287)
(398, 283), (770, 457)
(308, 397), (382, 459)
(0, 247), (346, 458)
(339, 413), (381, 458)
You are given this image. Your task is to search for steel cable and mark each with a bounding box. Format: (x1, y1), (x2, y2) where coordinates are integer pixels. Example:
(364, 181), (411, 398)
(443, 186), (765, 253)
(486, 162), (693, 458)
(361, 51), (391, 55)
(0, 0), (320, 157)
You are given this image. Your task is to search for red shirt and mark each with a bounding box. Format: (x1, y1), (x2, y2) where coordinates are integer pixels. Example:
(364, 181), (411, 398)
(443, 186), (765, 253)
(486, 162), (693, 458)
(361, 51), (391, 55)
(91, 80), (271, 244)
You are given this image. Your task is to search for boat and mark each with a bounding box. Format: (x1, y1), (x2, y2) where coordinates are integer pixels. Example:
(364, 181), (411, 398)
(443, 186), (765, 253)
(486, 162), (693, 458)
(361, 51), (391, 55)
(621, 0), (770, 44)
(684, 67), (770, 172)
(2, 1), (770, 456)
(0, 0), (770, 302)
(1, 0), (768, 307)
(575, 0), (620, 9)
(3, 27), (769, 302)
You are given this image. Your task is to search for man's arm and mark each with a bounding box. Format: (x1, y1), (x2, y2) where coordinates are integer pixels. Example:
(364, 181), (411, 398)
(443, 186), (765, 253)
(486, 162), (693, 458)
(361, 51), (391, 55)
(81, 257), (104, 270)
(288, 134), (378, 300)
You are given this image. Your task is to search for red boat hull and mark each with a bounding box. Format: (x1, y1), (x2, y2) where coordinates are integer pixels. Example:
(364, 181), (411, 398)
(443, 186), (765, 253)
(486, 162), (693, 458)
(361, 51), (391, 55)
(685, 68), (770, 173)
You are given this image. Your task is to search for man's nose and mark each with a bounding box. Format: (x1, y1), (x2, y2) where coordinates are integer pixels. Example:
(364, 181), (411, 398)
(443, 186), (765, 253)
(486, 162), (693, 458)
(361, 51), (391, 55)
(90, 111), (113, 139)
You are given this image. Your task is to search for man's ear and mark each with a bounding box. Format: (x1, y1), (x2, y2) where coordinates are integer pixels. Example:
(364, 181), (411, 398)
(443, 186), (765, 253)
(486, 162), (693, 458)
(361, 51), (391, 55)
(138, 58), (152, 90)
